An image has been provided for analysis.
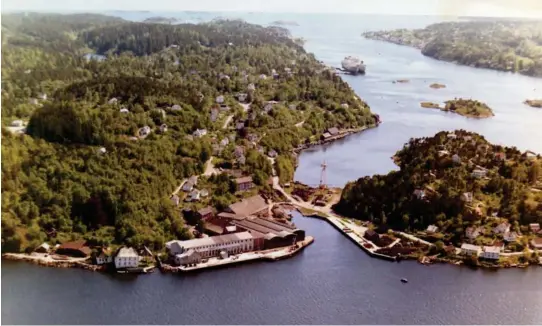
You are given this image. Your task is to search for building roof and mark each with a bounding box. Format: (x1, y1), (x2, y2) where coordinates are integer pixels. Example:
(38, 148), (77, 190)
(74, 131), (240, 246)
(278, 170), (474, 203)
(328, 127), (339, 135)
(217, 212), (246, 221)
(227, 195), (267, 216)
(58, 240), (88, 250)
(461, 243), (481, 251)
(117, 247), (138, 258)
(483, 246), (501, 254)
(198, 206), (214, 216)
(235, 176), (253, 184)
(322, 132), (332, 139)
(171, 231), (254, 250)
(204, 222), (224, 235)
(532, 238), (542, 246)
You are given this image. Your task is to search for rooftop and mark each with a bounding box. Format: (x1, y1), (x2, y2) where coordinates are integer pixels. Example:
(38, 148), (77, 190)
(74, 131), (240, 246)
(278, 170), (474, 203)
(461, 243), (481, 251)
(227, 195), (267, 216)
(170, 231), (254, 250)
(117, 247), (138, 258)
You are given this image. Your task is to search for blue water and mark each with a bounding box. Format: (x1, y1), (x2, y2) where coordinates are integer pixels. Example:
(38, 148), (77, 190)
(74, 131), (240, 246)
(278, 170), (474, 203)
(2, 11), (542, 325)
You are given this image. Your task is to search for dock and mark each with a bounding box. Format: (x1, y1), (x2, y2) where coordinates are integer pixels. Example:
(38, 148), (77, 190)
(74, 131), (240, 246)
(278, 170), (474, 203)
(303, 213), (397, 261)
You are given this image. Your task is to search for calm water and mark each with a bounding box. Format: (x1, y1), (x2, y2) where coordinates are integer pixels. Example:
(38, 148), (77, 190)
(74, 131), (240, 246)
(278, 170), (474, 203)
(3, 213), (542, 325)
(3, 12), (542, 325)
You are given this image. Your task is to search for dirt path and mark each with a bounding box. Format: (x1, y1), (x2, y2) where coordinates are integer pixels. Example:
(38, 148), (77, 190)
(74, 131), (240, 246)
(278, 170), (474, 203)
(295, 120), (305, 128)
(203, 157), (219, 176)
(222, 115), (234, 129)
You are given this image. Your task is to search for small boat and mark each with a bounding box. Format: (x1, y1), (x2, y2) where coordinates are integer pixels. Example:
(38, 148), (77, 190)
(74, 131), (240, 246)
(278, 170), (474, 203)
(401, 278), (408, 283)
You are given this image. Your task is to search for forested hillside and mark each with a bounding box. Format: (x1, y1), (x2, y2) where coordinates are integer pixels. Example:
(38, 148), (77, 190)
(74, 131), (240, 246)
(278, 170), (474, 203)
(363, 21), (542, 77)
(334, 130), (542, 245)
(1, 13), (376, 253)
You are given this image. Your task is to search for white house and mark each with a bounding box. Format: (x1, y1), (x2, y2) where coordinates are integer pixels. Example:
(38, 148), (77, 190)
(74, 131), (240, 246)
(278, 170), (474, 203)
(171, 104), (182, 111)
(119, 108), (130, 113)
(504, 231), (519, 242)
(237, 93), (248, 102)
(247, 83), (256, 91)
(258, 74), (267, 80)
(461, 243), (482, 257)
(461, 192), (473, 203)
(159, 124), (168, 133)
(471, 168), (487, 179)
(11, 120), (24, 127)
(426, 225), (439, 233)
(530, 223), (541, 233)
(493, 222), (510, 235)
(114, 247), (140, 269)
(174, 249), (202, 265)
(216, 95), (225, 104)
(98, 147), (107, 155)
(95, 249), (113, 265)
(139, 126), (151, 138)
(193, 129), (207, 138)
(481, 246), (500, 260)
(447, 133), (457, 139)
(108, 98), (118, 105)
(452, 154), (461, 164)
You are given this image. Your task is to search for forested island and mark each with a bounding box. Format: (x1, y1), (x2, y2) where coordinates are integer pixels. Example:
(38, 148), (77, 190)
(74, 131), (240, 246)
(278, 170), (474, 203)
(363, 21), (542, 77)
(421, 99), (494, 119)
(1, 13), (378, 254)
(334, 130), (542, 266)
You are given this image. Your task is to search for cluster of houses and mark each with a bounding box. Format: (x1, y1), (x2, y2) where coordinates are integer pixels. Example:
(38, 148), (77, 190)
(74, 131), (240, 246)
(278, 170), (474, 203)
(459, 222), (542, 261)
(172, 176), (210, 203)
(166, 194), (306, 266)
(34, 240), (146, 270)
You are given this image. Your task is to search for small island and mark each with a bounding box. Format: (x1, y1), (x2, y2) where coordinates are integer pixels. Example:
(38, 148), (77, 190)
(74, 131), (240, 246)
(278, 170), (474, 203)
(422, 99), (494, 119)
(333, 130), (542, 269)
(143, 16), (180, 24)
(430, 83), (446, 89)
(524, 99), (542, 108)
(393, 79), (410, 84)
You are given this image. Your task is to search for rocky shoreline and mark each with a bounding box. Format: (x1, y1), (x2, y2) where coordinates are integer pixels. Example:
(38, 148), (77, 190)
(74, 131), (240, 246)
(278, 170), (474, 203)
(293, 124), (378, 154)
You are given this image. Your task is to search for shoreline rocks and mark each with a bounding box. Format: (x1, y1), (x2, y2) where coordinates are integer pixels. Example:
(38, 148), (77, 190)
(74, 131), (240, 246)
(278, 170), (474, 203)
(430, 83), (446, 89)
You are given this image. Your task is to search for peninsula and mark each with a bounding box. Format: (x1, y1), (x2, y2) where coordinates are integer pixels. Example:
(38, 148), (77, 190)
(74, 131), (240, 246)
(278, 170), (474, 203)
(363, 20), (542, 78)
(421, 99), (494, 119)
(1, 13), (378, 271)
(333, 130), (542, 268)
(524, 99), (542, 108)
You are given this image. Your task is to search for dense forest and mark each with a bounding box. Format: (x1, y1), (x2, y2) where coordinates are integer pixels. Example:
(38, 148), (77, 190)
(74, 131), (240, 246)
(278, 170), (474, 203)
(363, 21), (542, 77)
(1, 13), (376, 253)
(334, 130), (542, 245)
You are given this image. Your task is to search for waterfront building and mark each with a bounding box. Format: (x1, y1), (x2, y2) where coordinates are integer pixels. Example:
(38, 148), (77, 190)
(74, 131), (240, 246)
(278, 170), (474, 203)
(461, 243), (482, 257)
(34, 242), (50, 253)
(481, 246), (500, 260)
(175, 249), (202, 265)
(166, 232), (256, 262)
(94, 248), (113, 265)
(56, 240), (91, 257)
(232, 217), (305, 249)
(114, 247), (140, 269)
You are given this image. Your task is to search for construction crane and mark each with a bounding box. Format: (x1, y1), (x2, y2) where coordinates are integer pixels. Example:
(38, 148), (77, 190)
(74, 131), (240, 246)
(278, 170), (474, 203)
(319, 160), (327, 189)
